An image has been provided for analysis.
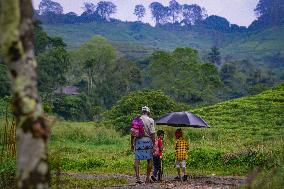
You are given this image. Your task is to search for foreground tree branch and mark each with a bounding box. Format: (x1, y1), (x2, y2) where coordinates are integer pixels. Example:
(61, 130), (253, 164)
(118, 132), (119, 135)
(0, 0), (50, 188)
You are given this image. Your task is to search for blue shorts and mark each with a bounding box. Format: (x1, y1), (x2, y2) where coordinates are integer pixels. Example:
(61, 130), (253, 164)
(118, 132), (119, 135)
(134, 137), (153, 160)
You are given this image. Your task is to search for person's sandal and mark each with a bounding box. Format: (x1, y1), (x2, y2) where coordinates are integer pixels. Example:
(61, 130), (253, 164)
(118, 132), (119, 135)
(136, 180), (143, 184)
(151, 175), (157, 182)
(174, 176), (180, 180)
(145, 178), (154, 183)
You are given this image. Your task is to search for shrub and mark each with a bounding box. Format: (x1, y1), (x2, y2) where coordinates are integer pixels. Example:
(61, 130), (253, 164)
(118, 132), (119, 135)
(104, 90), (189, 134)
(52, 94), (95, 121)
(0, 157), (16, 188)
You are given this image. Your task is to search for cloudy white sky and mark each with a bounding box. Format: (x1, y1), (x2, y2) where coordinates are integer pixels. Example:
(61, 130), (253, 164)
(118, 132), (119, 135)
(32, 0), (259, 27)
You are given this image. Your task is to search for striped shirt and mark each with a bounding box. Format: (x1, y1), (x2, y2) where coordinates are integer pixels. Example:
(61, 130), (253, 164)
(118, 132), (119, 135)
(175, 138), (189, 160)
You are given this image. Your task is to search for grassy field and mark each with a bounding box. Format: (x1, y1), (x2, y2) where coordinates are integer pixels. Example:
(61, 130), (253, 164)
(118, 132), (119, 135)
(1, 84), (283, 188)
(47, 83), (283, 176)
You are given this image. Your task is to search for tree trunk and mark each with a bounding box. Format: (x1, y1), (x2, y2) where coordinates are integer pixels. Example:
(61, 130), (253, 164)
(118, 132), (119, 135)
(0, 0), (50, 188)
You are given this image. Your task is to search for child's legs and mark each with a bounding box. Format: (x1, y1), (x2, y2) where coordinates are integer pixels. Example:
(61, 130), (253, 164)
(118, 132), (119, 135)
(176, 160), (181, 177)
(181, 160), (187, 176)
(134, 160), (140, 180)
(153, 156), (159, 177)
(158, 158), (163, 180)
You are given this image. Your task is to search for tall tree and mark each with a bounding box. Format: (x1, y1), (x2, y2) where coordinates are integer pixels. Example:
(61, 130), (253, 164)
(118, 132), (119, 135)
(148, 48), (222, 104)
(37, 47), (70, 93)
(82, 2), (96, 14)
(208, 46), (221, 65)
(182, 4), (206, 25)
(254, 0), (284, 26)
(204, 15), (230, 32)
(0, 0), (50, 188)
(134, 4), (146, 21)
(169, 0), (182, 23)
(96, 1), (117, 21)
(149, 2), (169, 25)
(38, 0), (63, 15)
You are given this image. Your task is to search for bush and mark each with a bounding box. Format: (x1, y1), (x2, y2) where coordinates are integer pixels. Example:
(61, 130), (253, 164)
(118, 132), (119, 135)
(0, 157), (16, 188)
(0, 96), (12, 118)
(104, 90), (189, 134)
(60, 157), (106, 171)
(52, 94), (96, 121)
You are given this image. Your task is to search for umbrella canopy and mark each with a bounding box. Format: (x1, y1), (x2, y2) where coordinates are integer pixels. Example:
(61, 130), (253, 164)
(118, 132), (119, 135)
(155, 111), (210, 128)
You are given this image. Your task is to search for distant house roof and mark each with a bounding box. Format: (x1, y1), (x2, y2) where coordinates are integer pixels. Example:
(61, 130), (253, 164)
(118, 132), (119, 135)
(54, 86), (79, 95)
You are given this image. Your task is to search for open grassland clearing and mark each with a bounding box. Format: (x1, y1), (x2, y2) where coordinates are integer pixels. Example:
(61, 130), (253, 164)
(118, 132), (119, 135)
(1, 84), (283, 188)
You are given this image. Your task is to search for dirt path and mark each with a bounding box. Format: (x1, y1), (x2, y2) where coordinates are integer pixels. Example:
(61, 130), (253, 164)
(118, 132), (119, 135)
(60, 173), (247, 189)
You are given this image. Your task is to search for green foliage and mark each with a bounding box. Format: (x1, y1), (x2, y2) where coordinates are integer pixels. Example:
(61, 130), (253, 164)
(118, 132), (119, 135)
(0, 157), (16, 188)
(59, 157), (106, 171)
(251, 151), (284, 189)
(37, 47), (70, 93)
(52, 94), (95, 121)
(50, 122), (122, 145)
(70, 36), (141, 108)
(0, 96), (12, 117)
(104, 90), (189, 134)
(42, 22), (284, 72)
(221, 26), (284, 65)
(0, 64), (10, 98)
(1, 83), (283, 186)
(34, 21), (67, 55)
(207, 46), (221, 65)
(42, 21), (214, 51)
(220, 60), (277, 98)
(47, 121), (130, 174)
(253, 0), (284, 29)
(148, 47), (222, 105)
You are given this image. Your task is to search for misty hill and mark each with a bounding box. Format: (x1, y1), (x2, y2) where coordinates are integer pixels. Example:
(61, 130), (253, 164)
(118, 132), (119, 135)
(43, 21), (284, 67)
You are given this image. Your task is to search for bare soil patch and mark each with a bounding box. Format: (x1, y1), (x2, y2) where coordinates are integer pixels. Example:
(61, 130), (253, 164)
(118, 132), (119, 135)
(59, 173), (246, 189)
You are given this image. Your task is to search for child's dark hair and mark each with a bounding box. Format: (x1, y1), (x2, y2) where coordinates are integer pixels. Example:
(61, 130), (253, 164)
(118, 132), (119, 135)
(175, 128), (182, 138)
(157, 130), (164, 136)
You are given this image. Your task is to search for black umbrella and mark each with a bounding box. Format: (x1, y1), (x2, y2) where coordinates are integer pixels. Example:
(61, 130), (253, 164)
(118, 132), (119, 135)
(155, 111), (210, 128)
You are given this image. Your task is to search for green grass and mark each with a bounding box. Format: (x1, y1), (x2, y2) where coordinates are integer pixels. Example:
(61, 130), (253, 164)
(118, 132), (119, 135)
(45, 83), (284, 177)
(1, 84), (283, 187)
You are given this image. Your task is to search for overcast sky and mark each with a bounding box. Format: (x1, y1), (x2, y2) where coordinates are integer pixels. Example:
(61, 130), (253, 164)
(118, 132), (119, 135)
(32, 0), (259, 27)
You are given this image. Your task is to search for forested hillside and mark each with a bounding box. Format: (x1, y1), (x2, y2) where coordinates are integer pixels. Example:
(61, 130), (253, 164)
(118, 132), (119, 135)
(36, 0), (284, 71)
(43, 22), (284, 67)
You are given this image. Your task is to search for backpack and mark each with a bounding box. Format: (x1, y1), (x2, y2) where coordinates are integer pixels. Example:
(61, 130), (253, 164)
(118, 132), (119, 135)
(153, 139), (160, 157)
(130, 116), (145, 138)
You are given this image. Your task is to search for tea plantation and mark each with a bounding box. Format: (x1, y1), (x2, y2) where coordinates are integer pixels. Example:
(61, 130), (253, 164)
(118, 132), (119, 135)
(48, 83), (284, 176)
(0, 83), (283, 188)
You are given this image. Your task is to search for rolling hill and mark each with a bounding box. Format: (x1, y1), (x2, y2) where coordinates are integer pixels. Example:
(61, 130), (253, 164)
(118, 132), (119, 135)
(192, 82), (284, 143)
(43, 21), (284, 67)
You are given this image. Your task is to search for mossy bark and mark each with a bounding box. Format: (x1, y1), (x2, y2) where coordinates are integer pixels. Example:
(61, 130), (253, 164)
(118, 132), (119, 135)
(0, 0), (50, 188)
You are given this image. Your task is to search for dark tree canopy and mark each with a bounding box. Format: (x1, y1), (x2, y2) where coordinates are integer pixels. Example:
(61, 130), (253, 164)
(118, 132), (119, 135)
(204, 15), (230, 32)
(149, 2), (169, 25)
(169, 0), (182, 23)
(134, 4), (146, 21)
(96, 1), (117, 21)
(254, 0), (284, 27)
(38, 0), (63, 15)
(182, 4), (206, 25)
(208, 47), (221, 65)
(82, 2), (96, 14)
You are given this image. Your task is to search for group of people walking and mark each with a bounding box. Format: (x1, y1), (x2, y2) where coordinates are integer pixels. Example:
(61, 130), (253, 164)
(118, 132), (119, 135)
(130, 106), (189, 184)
